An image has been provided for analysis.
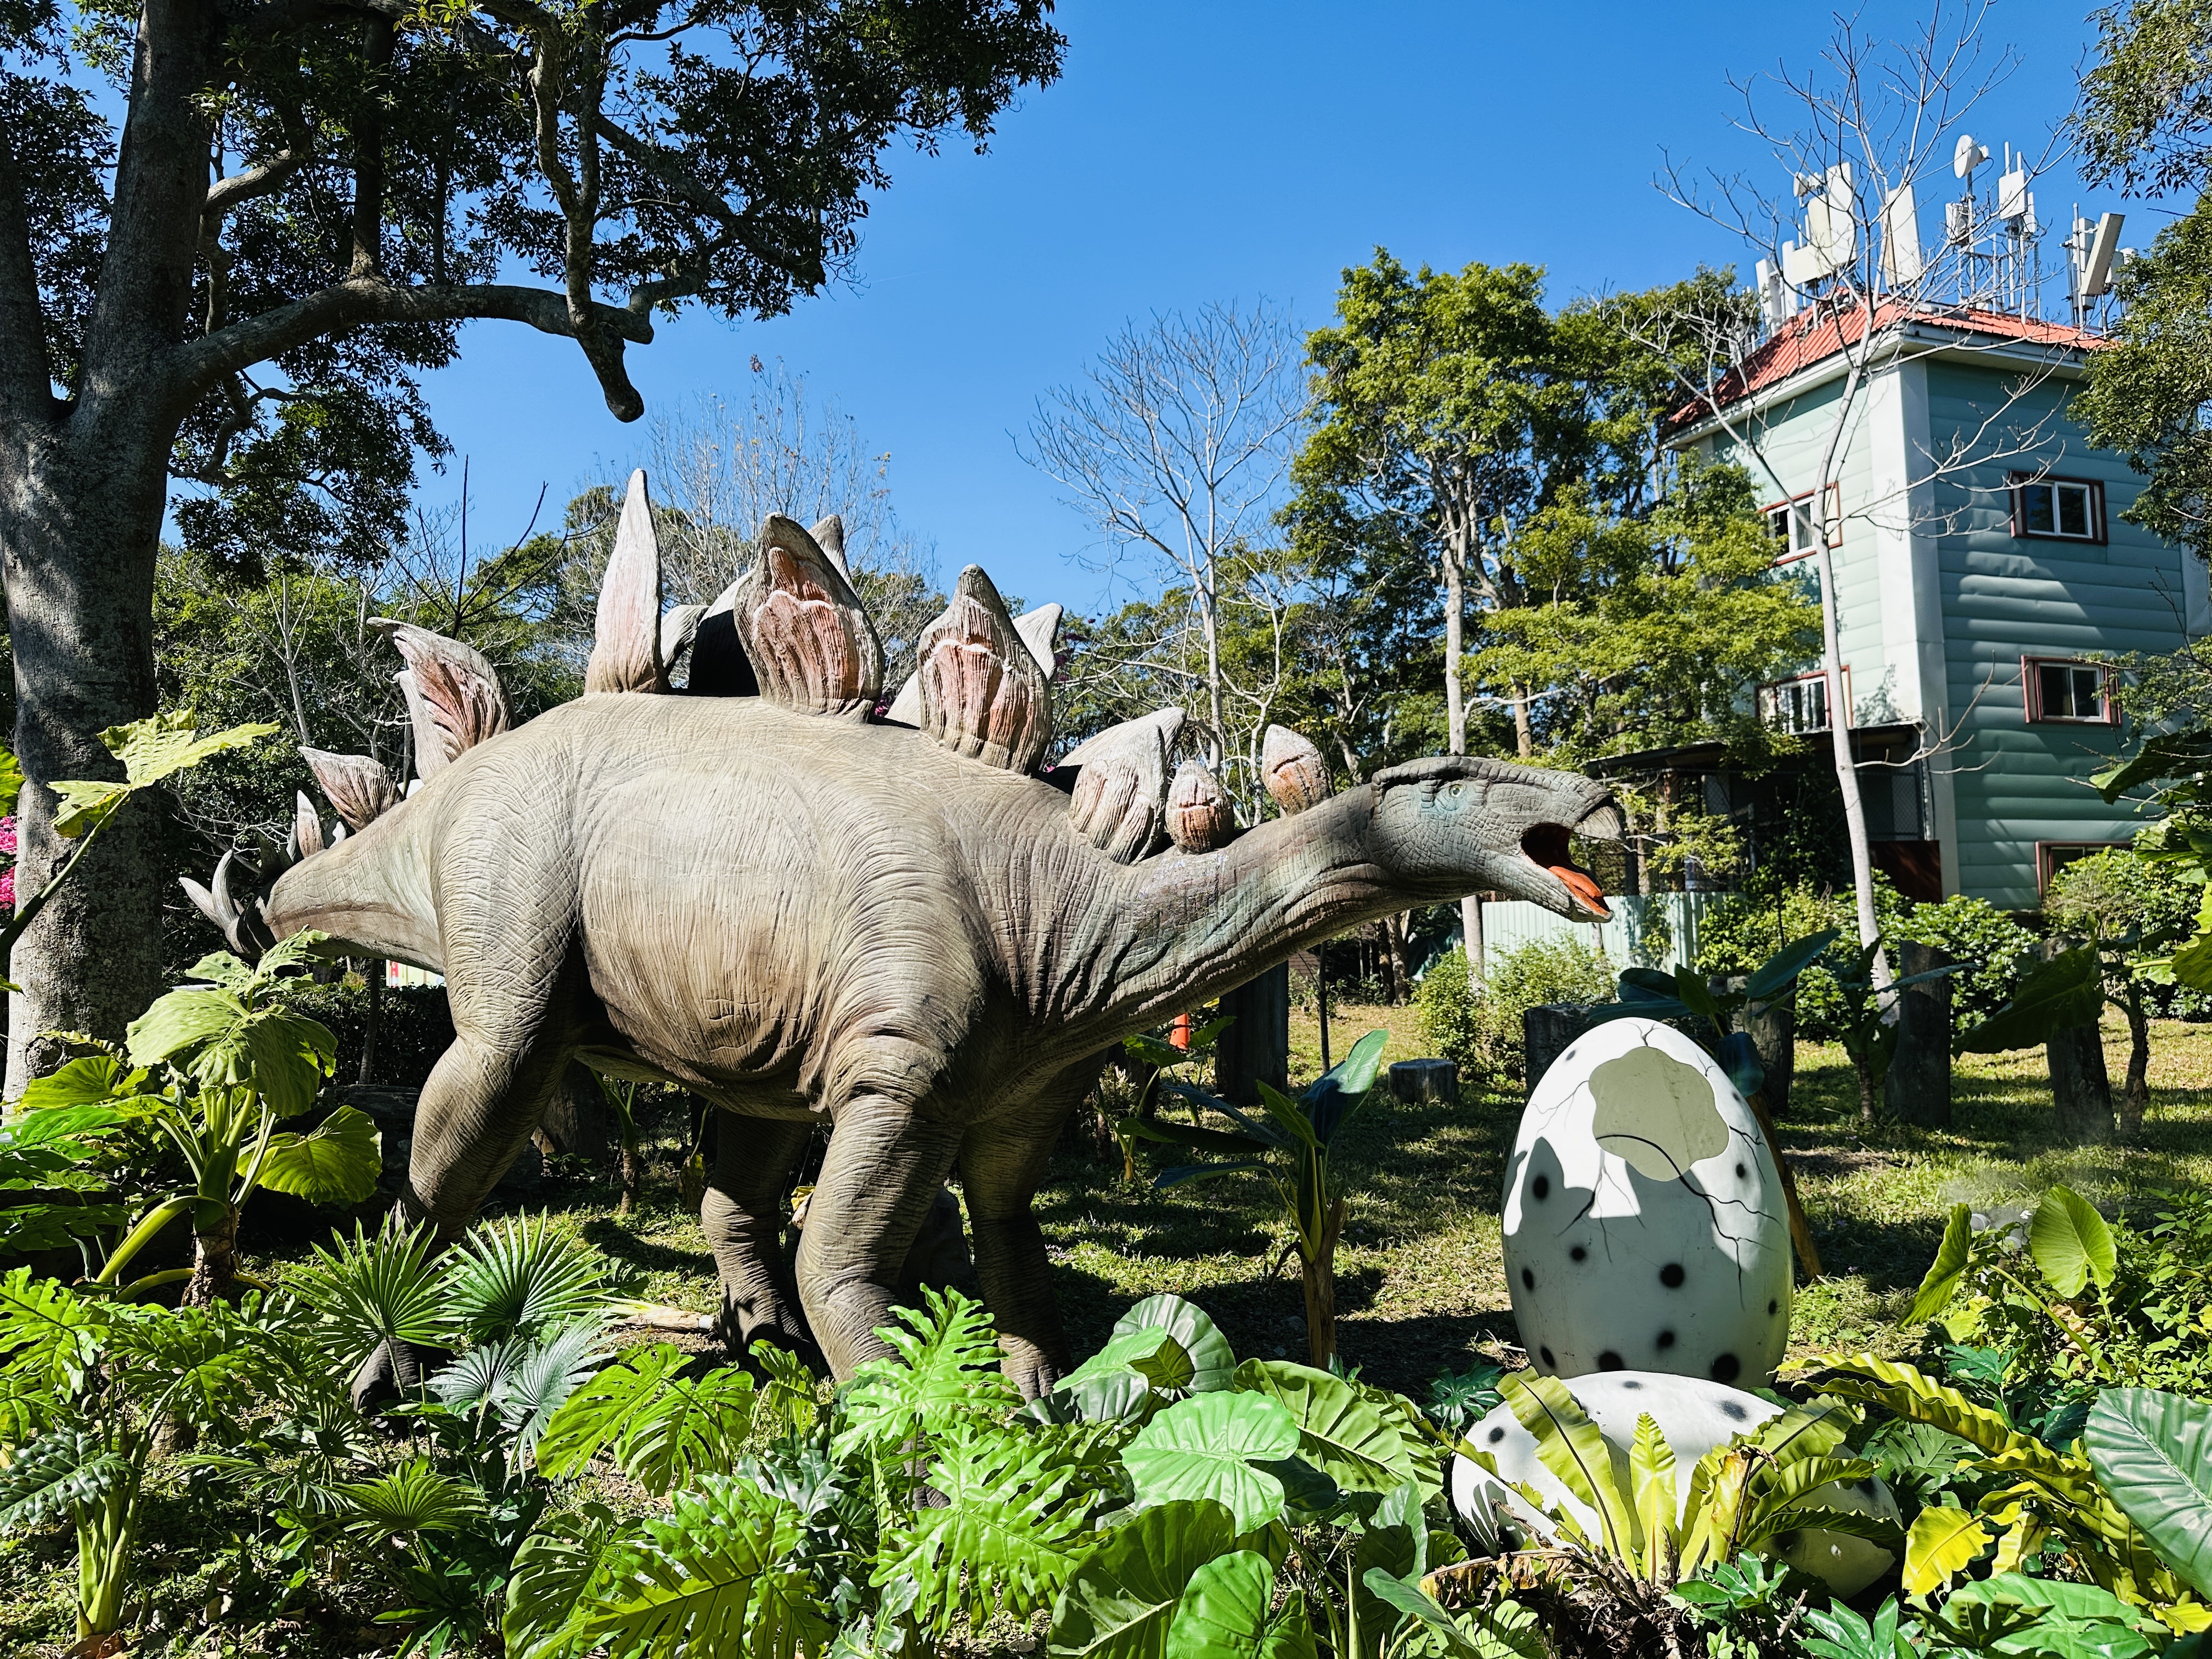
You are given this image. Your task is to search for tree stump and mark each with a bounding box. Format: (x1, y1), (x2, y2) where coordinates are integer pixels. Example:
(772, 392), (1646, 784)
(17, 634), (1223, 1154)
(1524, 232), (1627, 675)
(2049, 1024), (2115, 1144)
(1522, 1005), (1583, 1103)
(1215, 963), (1290, 1106)
(1723, 975), (1797, 1119)
(1389, 1058), (1458, 1106)
(1884, 942), (1953, 1127)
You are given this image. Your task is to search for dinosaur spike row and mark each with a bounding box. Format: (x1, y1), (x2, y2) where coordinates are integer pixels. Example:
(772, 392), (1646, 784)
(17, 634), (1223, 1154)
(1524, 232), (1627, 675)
(1061, 707), (1183, 862)
(585, 469), (667, 695)
(1262, 724), (1331, 816)
(302, 748), (399, 832)
(732, 514), (884, 718)
(915, 567), (1052, 772)
(371, 619), (510, 780)
(1166, 760), (1236, 853)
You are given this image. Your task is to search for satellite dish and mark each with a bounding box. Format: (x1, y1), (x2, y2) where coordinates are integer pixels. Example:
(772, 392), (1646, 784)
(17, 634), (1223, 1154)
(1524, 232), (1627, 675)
(1953, 134), (1989, 180)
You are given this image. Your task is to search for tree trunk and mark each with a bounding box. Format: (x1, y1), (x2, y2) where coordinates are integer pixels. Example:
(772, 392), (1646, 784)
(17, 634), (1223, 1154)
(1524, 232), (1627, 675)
(1460, 893), (1484, 983)
(1383, 913), (1413, 1005)
(1303, 1197), (1344, 1368)
(1, 440), (170, 1092)
(1214, 964), (1290, 1107)
(359, 964), (382, 1085)
(1442, 547), (1466, 756)
(1513, 685), (1533, 758)
(1, 0), (219, 1090)
(1883, 943), (1953, 1128)
(2121, 986), (2150, 1139)
(182, 1203), (240, 1306)
(618, 1138), (644, 1216)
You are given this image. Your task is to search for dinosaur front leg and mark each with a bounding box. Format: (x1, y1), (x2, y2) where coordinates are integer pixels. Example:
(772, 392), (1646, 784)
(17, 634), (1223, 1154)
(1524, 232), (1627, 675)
(702, 1115), (821, 1365)
(793, 1096), (963, 1380)
(958, 1065), (1097, 1398)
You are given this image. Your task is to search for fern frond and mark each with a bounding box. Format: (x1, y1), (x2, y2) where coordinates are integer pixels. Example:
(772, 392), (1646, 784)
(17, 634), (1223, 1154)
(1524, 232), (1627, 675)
(445, 1214), (608, 1345)
(833, 1288), (1018, 1459)
(872, 1425), (1093, 1637)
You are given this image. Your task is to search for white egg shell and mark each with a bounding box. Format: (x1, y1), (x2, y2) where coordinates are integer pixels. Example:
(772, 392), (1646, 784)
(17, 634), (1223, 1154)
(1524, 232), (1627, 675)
(1503, 1016), (1792, 1387)
(1448, 1371), (1899, 1599)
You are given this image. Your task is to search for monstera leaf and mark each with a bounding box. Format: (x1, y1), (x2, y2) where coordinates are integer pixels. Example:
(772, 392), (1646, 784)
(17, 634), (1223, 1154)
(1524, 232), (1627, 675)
(257, 1105), (381, 1205)
(1048, 1498), (1238, 1659)
(2085, 1388), (2212, 1599)
(1122, 1393), (1300, 1533)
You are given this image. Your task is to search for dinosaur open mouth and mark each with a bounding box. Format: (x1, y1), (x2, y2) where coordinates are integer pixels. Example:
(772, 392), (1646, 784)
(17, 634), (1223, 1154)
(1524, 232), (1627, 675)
(1522, 818), (1614, 919)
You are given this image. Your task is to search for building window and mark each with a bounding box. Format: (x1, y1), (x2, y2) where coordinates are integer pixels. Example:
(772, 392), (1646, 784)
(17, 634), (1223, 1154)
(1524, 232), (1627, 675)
(1758, 669), (1848, 734)
(2038, 842), (2129, 893)
(2023, 657), (2115, 724)
(2010, 474), (2106, 543)
(1764, 484), (1842, 563)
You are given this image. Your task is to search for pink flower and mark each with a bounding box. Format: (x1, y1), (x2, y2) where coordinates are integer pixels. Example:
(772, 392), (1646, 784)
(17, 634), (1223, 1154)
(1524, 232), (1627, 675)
(1, 868), (16, 910)
(0, 817), (16, 856)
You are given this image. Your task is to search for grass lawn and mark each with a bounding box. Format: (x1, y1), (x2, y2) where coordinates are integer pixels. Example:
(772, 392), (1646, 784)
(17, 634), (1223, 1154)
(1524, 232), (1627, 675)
(507, 1003), (2212, 1401)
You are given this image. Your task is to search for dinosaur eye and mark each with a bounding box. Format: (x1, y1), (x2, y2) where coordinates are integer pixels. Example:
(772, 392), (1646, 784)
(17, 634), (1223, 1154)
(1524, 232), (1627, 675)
(1447, 783), (1464, 799)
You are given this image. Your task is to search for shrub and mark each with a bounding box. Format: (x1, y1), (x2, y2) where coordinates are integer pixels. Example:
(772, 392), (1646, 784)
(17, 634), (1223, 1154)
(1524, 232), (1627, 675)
(269, 976), (455, 1089)
(1695, 877), (2036, 1038)
(1416, 938), (1616, 1080)
(2047, 845), (2212, 1020)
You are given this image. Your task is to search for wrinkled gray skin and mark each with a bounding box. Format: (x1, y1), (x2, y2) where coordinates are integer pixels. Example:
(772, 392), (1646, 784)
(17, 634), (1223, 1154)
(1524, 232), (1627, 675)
(268, 695), (1620, 1397)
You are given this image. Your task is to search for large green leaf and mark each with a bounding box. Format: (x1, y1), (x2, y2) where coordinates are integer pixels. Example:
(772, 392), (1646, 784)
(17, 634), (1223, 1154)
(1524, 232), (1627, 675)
(1048, 1498), (1238, 1659)
(2030, 1187), (2118, 1299)
(18, 1054), (138, 1111)
(1164, 1550), (1312, 1659)
(2085, 1388), (2212, 1599)
(126, 991), (334, 1116)
(1501, 1372), (1638, 1561)
(1744, 931), (1844, 1002)
(1957, 948), (2106, 1053)
(257, 1104), (381, 1205)
(0, 748), (20, 818)
(1909, 1204), (1975, 1322)
(1114, 1295), (1237, 1393)
(505, 1504), (625, 1659)
(1123, 1393), (1299, 1533)
(1231, 1359), (1412, 1496)
(1361, 1575), (1546, 1659)
(50, 713), (279, 837)
(446, 1213), (610, 1344)
(0, 1427), (131, 1530)
(1305, 1029), (1389, 1142)
(291, 1223), (455, 1372)
(1063, 1326), (1194, 1395)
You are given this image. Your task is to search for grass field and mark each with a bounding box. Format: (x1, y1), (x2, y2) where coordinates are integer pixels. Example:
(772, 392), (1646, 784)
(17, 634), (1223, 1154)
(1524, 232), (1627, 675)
(513, 1003), (2212, 1400)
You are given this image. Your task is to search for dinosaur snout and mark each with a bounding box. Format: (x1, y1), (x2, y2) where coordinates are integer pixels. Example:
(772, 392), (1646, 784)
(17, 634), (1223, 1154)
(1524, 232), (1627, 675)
(1520, 802), (1623, 921)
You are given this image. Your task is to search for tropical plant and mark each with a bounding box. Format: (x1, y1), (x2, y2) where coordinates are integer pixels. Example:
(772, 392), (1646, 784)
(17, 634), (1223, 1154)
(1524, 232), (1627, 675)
(1107, 1013), (1234, 1182)
(60, 932), (377, 1302)
(595, 1075), (648, 1215)
(1816, 938), (1966, 1122)
(1122, 1030), (1391, 1364)
(1803, 1355), (2209, 1627)
(0, 1268), (321, 1649)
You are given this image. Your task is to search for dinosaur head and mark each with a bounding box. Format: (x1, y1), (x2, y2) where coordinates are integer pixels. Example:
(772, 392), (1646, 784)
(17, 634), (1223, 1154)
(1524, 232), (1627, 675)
(1365, 755), (1624, 921)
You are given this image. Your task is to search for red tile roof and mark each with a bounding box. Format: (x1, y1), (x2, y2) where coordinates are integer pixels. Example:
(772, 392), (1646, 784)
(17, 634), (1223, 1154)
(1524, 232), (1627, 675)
(1667, 302), (2104, 432)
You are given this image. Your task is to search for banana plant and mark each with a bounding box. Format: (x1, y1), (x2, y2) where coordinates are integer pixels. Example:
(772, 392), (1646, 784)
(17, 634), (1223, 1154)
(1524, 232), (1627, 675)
(75, 932), (379, 1303)
(1124, 1030), (1390, 1367)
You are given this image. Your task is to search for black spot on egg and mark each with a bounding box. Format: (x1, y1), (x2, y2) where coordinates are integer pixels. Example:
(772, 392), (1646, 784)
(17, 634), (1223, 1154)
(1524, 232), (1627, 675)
(1488, 1426), (1506, 1444)
(1521, 1268), (1536, 1291)
(1655, 1329), (1676, 1350)
(1660, 1263), (1685, 1288)
(1570, 1245), (1587, 1262)
(1719, 1400), (1748, 1421)
(1539, 1346), (1556, 1368)
(1768, 1299), (1779, 1315)
(1735, 1163), (1747, 1178)
(1598, 1351), (1624, 1370)
(1711, 1353), (1742, 1384)
(1531, 1175), (1550, 1201)
(1621, 1378), (1643, 1389)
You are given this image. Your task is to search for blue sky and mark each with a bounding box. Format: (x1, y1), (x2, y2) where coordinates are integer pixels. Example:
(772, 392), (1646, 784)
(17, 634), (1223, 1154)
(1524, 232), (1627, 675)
(417, 0), (2135, 617)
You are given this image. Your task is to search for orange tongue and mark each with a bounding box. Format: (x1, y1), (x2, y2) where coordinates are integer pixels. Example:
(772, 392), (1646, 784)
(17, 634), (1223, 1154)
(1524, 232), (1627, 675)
(1550, 865), (1611, 918)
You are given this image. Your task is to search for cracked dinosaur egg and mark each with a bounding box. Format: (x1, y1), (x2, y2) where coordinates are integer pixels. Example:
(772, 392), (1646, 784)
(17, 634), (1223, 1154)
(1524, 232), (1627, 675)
(1503, 1015), (1792, 1386)
(1448, 1372), (1899, 1598)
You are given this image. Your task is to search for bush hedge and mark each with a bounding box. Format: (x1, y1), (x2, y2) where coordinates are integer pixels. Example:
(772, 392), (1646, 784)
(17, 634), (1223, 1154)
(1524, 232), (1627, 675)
(269, 977), (454, 1090)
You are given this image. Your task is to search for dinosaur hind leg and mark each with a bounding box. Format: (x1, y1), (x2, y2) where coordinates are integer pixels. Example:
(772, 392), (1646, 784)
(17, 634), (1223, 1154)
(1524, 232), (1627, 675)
(703, 1115), (820, 1365)
(793, 1095), (963, 1380)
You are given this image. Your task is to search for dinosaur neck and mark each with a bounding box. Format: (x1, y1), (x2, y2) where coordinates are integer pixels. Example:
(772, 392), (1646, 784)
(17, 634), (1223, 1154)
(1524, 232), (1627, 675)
(1041, 786), (1412, 1043)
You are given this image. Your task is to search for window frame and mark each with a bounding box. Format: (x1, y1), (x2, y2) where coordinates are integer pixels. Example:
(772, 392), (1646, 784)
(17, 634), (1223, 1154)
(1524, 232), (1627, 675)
(2008, 472), (2107, 545)
(2036, 841), (2130, 894)
(2021, 656), (2117, 726)
(1757, 667), (1852, 735)
(1764, 483), (1843, 565)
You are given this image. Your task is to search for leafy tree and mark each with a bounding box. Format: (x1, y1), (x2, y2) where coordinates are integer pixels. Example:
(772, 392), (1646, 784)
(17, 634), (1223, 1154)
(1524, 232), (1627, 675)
(2076, 0), (2212, 554)
(0, 0), (1064, 1079)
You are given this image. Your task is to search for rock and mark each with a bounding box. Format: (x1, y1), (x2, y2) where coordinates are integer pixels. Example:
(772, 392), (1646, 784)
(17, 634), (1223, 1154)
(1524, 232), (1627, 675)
(342, 1085), (541, 1207)
(1389, 1058), (1458, 1105)
(1504, 1016), (1792, 1387)
(1448, 1370), (1898, 1598)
